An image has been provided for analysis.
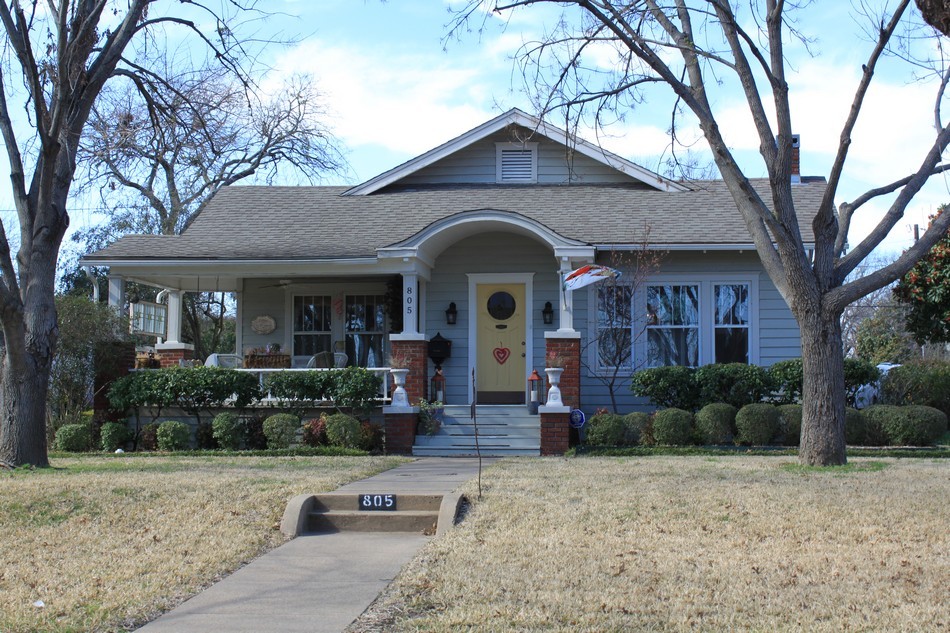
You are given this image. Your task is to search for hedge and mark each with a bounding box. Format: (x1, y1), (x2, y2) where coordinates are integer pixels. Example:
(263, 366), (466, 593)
(735, 404), (780, 446)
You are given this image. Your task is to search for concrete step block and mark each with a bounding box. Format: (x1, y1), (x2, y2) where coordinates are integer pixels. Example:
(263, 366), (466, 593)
(307, 510), (438, 534)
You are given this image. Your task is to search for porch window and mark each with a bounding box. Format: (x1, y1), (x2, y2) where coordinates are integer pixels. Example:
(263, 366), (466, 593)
(714, 284), (750, 363)
(646, 284), (700, 367)
(596, 284), (633, 370)
(293, 295), (332, 357)
(345, 294), (386, 367)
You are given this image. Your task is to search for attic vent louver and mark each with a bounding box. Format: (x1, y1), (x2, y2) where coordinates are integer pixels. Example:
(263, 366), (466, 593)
(497, 142), (538, 183)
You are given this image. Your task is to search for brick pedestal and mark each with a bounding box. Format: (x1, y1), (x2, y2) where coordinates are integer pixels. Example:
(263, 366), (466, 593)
(545, 334), (581, 409)
(382, 411), (418, 455)
(540, 408), (570, 455)
(155, 343), (195, 368)
(389, 339), (428, 405)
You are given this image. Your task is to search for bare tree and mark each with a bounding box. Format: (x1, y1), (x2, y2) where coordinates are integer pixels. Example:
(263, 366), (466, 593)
(75, 64), (344, 360)
(0, 0), (284, 468)
(454, 1), (950, 465)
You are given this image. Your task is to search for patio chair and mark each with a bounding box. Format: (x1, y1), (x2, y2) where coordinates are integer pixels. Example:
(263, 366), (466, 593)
(306, 351), (335, 369)
(205, 353), (244, 369)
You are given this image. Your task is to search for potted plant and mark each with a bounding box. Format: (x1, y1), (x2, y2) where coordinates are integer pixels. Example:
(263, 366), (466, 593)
(418, 399), (444, 435)
(544, 350), (566, 406)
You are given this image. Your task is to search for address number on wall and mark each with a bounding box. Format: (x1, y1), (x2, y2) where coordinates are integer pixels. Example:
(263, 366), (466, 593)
(359, 494), (397, 511)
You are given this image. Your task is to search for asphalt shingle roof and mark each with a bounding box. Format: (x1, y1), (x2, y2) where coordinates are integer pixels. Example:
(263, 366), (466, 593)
(86, 179), (827, 261)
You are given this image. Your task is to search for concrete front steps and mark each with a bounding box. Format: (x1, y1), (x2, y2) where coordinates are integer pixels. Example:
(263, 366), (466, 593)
(281, 492), (464, 536)
(412, 404), (540, 457)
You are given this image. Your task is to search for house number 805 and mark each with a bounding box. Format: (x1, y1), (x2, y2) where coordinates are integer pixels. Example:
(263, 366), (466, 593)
(359, 494), (396, 511)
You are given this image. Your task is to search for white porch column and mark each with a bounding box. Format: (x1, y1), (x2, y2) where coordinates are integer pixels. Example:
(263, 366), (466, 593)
(557, 258), (575, 333)
(402, 273), (419, 335)
(107, 275), (125, 309)
(165, 289), (184, 344)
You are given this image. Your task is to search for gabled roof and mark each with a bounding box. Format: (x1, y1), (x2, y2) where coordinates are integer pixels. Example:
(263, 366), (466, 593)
(342, 108), (688, 196)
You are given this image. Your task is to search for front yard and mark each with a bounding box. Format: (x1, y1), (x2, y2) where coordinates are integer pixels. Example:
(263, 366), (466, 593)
(0, 454), (405, 633)
(350, 456), (949, 632)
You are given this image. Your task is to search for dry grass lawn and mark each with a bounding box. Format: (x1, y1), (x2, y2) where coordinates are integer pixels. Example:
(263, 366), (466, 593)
(351, 457), (949, 632)
(1, 454), (405, 633)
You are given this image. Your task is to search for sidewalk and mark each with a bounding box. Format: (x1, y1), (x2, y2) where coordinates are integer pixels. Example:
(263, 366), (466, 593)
(136, 458), (487, 633)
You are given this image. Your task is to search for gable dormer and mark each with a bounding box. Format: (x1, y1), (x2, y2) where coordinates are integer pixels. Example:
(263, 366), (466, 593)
(343, 109), (687, 195)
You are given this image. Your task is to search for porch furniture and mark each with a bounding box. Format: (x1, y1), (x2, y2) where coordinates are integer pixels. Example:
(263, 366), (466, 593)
(204, 353), (244, 368)
(245, 353), (291, 369)
(306, 352), (348, 368)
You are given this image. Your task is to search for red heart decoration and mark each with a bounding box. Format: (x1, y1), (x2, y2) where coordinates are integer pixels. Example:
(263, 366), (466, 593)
(493, 347), (511, 364)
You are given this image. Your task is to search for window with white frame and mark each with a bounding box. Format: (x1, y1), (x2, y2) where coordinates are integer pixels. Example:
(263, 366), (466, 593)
(714, 283), (750, 364)
(293, 295), (332, 358)
(345, 294), (386, 367)
(596, 284), (633, 370)
(646, 284), (700, 367)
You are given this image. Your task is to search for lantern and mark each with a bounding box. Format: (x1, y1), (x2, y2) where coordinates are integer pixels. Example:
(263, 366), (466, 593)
(528, 369), (543, 414)
(430, 367), (446, 404)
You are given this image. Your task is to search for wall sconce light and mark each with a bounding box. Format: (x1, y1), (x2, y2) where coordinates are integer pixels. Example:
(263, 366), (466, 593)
(445, 302), (458, 325)
(541, 301), (554, 325)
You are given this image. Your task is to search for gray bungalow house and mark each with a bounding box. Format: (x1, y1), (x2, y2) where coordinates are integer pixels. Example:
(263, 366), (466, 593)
(83, 109), (823, 455)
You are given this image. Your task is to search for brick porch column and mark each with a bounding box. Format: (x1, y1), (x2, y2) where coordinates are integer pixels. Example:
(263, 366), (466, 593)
(545, 332), (581, 409)
(383, 335), (429, 455)
(155, 343), (195, 368)
(539, 408), (570, 455)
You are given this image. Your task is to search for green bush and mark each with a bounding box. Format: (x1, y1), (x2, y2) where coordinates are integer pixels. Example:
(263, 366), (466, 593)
(325, 413), (361, 449)
(861, 405), (900, 446)
(156, 420), (191, 451)
(735, 403), (780, 446)
(651, 408), (694, 445)
(109, 367), (261, 418)
(880, 361), (950, 417)
(212, 412), (244, 450)
(55, 423), (93, 452)
(768, 358), (803, 404)
(630, 366), (700, 410)
(138, 422), (160, 451)
(843, 358), (881, 407)
(694, 403), (737, 445)
(585, 413), (626, 446)
(99, 422), (130, 452)
(264, 371), (334, 410)
(845, 407), (867, 445)
(776, 404), (802, 446)
(359, 420), (384, 452)
(301, 416), (328, 447)
(622, 412), (652, 446)
(884, 405), (948, 446)
(331, 367), (384, 411)
(262, 414), (300, 449)
(695, 364), (773, 409)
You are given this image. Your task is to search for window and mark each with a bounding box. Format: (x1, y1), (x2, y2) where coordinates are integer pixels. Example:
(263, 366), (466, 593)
(496, 142), (538, 183)
(345, 295), (386, 367)
(646, 284), (700, 367)
(714, 284), (750, 363)
(293, 295), (331, 358)
(596, 285), (633, 369)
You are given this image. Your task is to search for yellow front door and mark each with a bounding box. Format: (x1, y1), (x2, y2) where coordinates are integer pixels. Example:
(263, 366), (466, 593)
(476, 283), (526, 404)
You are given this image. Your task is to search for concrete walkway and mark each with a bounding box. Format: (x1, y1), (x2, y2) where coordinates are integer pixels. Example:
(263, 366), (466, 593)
(136, 458), (487, 633)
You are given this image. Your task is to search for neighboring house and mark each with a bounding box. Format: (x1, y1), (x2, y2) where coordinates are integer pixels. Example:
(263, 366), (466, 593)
(82, 108), (823, 455)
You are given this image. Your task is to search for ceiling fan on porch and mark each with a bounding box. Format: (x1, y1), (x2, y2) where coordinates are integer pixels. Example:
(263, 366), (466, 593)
(259, 279), (296, 289)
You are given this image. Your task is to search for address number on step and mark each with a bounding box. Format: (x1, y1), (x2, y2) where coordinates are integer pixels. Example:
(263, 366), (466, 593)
(359, 494), (397, 511)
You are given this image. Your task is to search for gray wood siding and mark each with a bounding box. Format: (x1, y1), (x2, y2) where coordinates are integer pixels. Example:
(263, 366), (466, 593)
(399, 128), (647, 186)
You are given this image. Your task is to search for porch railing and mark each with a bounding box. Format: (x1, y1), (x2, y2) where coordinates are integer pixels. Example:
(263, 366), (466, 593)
(235, 366), (392, 404)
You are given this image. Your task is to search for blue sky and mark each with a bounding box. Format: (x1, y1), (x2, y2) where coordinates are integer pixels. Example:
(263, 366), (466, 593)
(4, 1), (948, 258)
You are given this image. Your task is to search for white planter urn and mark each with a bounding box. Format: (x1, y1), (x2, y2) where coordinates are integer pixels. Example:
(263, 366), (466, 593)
(544, 367), (564, 407)
(390, 368), (410, 407)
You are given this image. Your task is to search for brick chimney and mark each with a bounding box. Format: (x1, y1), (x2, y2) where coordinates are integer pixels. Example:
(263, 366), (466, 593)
(791, 133), (801, 184)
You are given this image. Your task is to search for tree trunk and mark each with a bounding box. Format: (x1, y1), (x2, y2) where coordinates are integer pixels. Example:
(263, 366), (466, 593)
(0, 356), (53, 468)
(798, 310), (847, 466)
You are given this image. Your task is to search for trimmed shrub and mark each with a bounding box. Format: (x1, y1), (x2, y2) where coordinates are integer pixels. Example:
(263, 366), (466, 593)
(622, 412), (652, 446)
(885, 405), (948, 446)
(776, 404), (802, 446)
(262, 414), (300, 449)
(100, 422), (130, 452)
(630, 366), (701, 410)
(212, 412), (244, 450)
(735, 403), (780, 446)
(651, 408), (694, 445)
(325, 413), (361, 449)
(861, 405), (899, 446)
(359, 421), (384, 452)
(880, 361), (950, 417)
(695, 364), (773, 409)
(585, 413), (626, 446)
(768, 358), (803, 404)
(695, 403), (737, 445)
(138, 422), (160, 451)
(844, 407), (867, 445)
(55, 423), (93, 452)
(156, 420), (191, 451)
(301, 415), (328, 447)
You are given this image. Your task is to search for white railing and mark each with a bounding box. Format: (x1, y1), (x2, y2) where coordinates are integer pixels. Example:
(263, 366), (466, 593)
(235, 366), (392, 404)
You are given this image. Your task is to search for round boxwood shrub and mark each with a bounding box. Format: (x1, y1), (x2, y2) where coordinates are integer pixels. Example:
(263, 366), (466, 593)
(585, 413), (626, 446)
(325, 413), (361, 448)
(861, 404), (899, 446)
(55, 423), (93, 452)
(776, 404), (802, 446)
(694, 403), (737, 445)
(212, 412), (244, 450)
(844, 407), (867, 445)
(156, 420), (191, 451)
(735, 403), (780, 446)
(622, 412), (652, 446)
(302, 415), (328, 447)
(883, 405), (948, 446)
(903, 405), (949, 444)
(262, 414), (300, 449)
(99, 422), (130, 452)
(651, 408), (694, 445)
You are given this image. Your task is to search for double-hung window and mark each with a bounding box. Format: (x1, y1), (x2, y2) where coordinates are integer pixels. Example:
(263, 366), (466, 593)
(714, 284), (750, 363)
(293, 295), (332, 358)
(345, 294), (386, 367)
(596, 285), (633, 370)
(646, 284), (701, 367)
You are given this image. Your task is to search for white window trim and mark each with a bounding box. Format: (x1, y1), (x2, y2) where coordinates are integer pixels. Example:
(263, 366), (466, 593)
(495, 142), (538, 183)
(586, 273), (759, 375)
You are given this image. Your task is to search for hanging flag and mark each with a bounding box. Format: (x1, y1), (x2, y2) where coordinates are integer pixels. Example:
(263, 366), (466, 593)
(562, 264), (622, 292)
